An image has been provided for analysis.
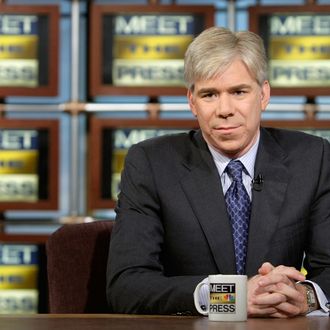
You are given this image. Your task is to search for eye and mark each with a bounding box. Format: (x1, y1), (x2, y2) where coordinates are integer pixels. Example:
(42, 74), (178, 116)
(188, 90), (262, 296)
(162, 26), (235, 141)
(233, 90), (246, 96)
(201, 91), (216, 99)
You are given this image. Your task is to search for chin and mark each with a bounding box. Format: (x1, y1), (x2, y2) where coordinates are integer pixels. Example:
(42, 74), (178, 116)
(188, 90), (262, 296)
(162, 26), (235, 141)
(221, 144), (244, 157)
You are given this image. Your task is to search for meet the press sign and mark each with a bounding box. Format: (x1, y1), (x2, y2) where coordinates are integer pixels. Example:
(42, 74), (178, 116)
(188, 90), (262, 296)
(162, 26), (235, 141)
(210, 283), (236, 314)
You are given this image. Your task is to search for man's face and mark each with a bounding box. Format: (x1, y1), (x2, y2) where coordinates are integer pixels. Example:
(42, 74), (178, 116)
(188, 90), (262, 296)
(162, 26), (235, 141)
(188, 59), (270, 158)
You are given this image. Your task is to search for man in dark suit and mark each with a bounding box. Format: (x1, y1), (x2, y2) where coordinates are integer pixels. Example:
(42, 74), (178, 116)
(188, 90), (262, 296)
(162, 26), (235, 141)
(107, 27), (330, 317)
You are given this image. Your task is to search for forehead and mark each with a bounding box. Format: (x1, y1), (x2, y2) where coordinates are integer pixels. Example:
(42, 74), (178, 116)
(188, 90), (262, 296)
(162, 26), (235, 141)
(194, 60), (256, 90)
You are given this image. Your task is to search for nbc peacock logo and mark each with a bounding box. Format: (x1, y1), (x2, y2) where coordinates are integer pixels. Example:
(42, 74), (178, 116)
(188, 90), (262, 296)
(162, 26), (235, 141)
(220, 293), (236, 304)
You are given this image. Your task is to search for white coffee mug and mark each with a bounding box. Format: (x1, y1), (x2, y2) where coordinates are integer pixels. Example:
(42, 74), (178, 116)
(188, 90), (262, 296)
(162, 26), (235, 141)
(193, 274), (247, 322)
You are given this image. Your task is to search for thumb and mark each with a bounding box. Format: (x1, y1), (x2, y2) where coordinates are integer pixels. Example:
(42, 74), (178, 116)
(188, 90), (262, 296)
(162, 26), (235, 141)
(258, 262), (275, 275)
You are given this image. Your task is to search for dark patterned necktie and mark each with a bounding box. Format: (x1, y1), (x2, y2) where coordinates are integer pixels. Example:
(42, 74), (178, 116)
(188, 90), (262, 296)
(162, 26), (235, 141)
(225, 160), (251, 275)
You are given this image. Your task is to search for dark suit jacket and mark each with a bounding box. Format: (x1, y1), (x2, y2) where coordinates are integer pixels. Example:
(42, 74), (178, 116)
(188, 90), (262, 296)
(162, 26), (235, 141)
(107, 127), (330, 315)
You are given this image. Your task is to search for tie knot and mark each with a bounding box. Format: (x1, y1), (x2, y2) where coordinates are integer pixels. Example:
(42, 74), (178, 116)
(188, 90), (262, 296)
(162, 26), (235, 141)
(226, 160), (244, 182)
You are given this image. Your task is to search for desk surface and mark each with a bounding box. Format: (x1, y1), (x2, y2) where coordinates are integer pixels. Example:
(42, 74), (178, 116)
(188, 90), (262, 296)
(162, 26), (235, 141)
(0, 314), (329, 330)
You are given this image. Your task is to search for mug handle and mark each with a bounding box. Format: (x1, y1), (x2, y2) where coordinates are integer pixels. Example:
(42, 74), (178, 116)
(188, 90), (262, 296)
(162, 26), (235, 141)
(193, 281), (209, 315)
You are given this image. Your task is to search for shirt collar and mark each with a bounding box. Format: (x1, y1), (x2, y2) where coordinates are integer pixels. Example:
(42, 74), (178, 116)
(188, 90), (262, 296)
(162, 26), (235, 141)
(208, 132), (260, 179)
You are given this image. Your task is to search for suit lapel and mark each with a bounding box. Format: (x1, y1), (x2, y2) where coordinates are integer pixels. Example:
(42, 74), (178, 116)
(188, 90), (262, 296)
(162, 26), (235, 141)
(246, 128), (290, 276)
(180, 131), (236, 274)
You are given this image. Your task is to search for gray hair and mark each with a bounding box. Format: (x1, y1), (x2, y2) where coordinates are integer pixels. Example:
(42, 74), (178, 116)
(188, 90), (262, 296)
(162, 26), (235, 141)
(184, 26), (268, 90)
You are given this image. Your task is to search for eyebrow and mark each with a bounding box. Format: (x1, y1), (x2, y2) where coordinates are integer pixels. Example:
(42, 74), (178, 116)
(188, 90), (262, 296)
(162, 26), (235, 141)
(228, 84), (252, 91)
(197, 87), (218, 96)
(197, 84), (252, 96)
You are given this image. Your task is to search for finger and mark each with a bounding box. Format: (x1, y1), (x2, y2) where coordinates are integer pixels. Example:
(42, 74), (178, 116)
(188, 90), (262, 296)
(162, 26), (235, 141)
(258, 272), (303, 288)
(272, 301), (301, 316)
(269, 311), (290, 319)
(249, 291), (298, 318)
(252, 291), (287, 306)
(270, 265), (305, 282)
(259, 282), (305, 304)
(258, 262), (275, 275)
(257, 273), (292, 291)
(258, 264), (305, 284)
(255, 274), (305, 305)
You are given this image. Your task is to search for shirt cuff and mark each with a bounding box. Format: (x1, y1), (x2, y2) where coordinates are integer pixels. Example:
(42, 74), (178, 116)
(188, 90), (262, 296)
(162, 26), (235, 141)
(301, 280), (330, 314)
(195, 277), (209, 312)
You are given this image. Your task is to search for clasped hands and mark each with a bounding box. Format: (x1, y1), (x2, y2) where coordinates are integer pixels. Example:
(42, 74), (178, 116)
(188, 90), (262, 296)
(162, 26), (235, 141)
(248, 262), (309, 318)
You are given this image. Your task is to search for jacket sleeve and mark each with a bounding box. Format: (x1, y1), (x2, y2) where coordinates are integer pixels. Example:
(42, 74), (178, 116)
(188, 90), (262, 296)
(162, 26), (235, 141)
(106, 143), (204, 315)
(303, 138), (330, 298)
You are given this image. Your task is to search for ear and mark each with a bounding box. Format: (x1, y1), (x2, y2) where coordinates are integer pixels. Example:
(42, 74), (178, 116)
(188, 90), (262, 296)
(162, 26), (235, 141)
(260, 80), (270, 112)
(187, 89), (197, 117)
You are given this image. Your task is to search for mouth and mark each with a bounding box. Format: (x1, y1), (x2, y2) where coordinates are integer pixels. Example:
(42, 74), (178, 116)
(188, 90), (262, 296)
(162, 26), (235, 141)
(214, 125), (241, 134)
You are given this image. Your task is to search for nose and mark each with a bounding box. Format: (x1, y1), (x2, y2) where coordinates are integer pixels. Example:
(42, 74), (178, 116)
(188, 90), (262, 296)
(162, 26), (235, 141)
(215, 94), (233, 118)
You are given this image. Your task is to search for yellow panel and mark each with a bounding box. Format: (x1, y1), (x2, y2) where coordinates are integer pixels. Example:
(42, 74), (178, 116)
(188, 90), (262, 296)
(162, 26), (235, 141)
(0, 35), (38, 59)
(114, 35), (193, 60)
(269, 36), (330, 60)
(0, 265), (38, 289)
(0, 150), (38, 174)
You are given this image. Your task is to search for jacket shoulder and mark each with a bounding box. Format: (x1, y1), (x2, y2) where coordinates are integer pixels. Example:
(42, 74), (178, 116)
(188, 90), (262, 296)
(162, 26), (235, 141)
(262, 126), (328, 148)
